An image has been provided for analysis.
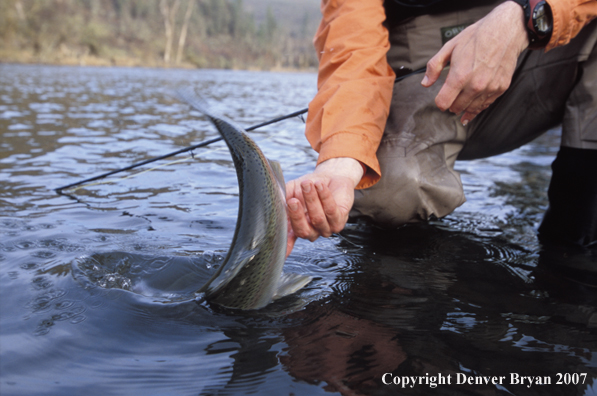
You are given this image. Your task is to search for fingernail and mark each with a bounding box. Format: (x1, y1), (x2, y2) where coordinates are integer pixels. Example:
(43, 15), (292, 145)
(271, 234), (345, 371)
(289, 201), (298, 211)
(301, 182), (311, 193)
(421, 75), (429, 86)
(462, 119), (469, 127)
(315, 182), (323, 192)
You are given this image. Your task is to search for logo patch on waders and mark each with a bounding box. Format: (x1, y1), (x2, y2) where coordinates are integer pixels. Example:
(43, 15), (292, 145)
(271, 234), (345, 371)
(440, 23), (471, 44)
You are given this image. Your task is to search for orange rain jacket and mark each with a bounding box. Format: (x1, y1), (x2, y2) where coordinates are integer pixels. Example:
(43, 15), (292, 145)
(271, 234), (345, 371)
(305, 0), (597, 189)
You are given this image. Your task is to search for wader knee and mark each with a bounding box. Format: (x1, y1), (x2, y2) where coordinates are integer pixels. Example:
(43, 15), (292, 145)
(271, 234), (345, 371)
(350, 144), (466, 228)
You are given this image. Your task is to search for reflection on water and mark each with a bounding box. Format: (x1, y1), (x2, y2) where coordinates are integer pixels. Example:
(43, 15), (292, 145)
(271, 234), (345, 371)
(1, 64), (597, 396)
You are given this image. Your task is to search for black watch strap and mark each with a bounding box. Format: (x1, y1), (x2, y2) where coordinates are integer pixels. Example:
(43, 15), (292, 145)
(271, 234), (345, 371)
(509, 0), (526, 6)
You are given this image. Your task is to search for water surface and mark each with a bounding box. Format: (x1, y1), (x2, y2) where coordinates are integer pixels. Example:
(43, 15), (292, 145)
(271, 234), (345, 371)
(1, 64), (597, 396)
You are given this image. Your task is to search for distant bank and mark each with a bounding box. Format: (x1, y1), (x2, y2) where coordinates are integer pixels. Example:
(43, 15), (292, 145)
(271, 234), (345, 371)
(0, 0), (321, 71)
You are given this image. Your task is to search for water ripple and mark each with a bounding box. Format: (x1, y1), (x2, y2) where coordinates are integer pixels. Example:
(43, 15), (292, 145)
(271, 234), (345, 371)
(3, 64), (597, 396)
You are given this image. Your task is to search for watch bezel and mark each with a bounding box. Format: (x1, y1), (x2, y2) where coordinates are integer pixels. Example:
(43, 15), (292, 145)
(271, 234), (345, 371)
(531, 1), (553, 37)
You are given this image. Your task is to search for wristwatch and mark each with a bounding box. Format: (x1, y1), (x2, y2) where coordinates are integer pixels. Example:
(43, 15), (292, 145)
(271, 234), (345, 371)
(510, 0), (553, 48)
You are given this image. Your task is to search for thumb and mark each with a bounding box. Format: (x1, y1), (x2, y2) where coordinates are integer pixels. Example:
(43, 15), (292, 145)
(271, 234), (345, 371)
(286, 221), (297, 259)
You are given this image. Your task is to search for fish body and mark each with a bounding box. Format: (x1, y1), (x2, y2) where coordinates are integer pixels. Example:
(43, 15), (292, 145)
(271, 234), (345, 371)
(177, 91), (311, 310)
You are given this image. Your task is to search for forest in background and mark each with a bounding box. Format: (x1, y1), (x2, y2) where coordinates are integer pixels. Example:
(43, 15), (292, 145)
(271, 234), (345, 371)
(0, 0), (321, 70)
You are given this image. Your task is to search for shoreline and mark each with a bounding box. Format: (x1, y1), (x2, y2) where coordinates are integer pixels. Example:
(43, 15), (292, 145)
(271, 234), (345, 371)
(0, 50), (317, 74)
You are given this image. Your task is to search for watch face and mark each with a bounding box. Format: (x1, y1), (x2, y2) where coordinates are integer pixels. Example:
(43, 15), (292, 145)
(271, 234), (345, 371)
(533, 2), (552, 35)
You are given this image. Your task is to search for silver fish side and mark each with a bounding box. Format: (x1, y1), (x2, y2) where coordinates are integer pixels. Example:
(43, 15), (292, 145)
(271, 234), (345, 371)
(177, 91), (310, 310)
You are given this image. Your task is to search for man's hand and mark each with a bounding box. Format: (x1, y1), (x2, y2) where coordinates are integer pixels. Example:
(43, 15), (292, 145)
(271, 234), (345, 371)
(421, 1), (530, 125)
(285, 157), (363, 257)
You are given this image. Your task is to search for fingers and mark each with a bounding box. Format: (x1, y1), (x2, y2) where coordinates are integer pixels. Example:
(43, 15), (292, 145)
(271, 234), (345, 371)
(287, 197), (316, 241)
(301, 180), (331, 240)
(286, 180), (344, 243)
(302, 180), (340, 238)
(428, 55), (512, 126)
(285, 163), (357, 256)
(459, 95), (495, 125)
(434, 73), (465, 113)
(448, 76), (509, 125)
(313, 180), (345, 233)
(422, 3), (525, 123)
(434, 65), (488, 113)
(423, 44), (493, 118)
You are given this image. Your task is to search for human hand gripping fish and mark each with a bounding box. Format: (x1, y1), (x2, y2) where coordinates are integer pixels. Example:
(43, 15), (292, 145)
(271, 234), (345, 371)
(176, 90), (312, 310)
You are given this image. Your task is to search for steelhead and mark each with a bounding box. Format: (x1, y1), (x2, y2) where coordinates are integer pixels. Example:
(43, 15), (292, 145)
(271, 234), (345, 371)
(177, 91), (312, 310)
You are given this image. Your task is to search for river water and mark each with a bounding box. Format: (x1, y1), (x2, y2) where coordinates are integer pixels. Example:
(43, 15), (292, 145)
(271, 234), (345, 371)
(1, 63), (597, 396)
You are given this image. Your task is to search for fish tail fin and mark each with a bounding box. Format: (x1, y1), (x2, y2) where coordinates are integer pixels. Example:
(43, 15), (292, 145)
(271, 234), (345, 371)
(175, 88), (249, 144)
(273, 272), (312, 300)
(175, 88), (213, 117)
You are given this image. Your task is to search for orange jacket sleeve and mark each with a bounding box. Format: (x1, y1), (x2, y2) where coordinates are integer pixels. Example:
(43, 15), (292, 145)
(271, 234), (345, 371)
(305, 0), (395, 189)
(547, 0), (597, 51)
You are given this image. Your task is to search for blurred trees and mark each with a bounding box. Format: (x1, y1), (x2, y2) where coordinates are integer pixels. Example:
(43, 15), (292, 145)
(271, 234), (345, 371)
(159, 0), (180, 64)
(0, 0), (319, 70)
(176, 0), (194, 64)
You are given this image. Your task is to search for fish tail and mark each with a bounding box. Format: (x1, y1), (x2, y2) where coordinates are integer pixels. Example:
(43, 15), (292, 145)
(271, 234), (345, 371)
(175, 89), (212, 117)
